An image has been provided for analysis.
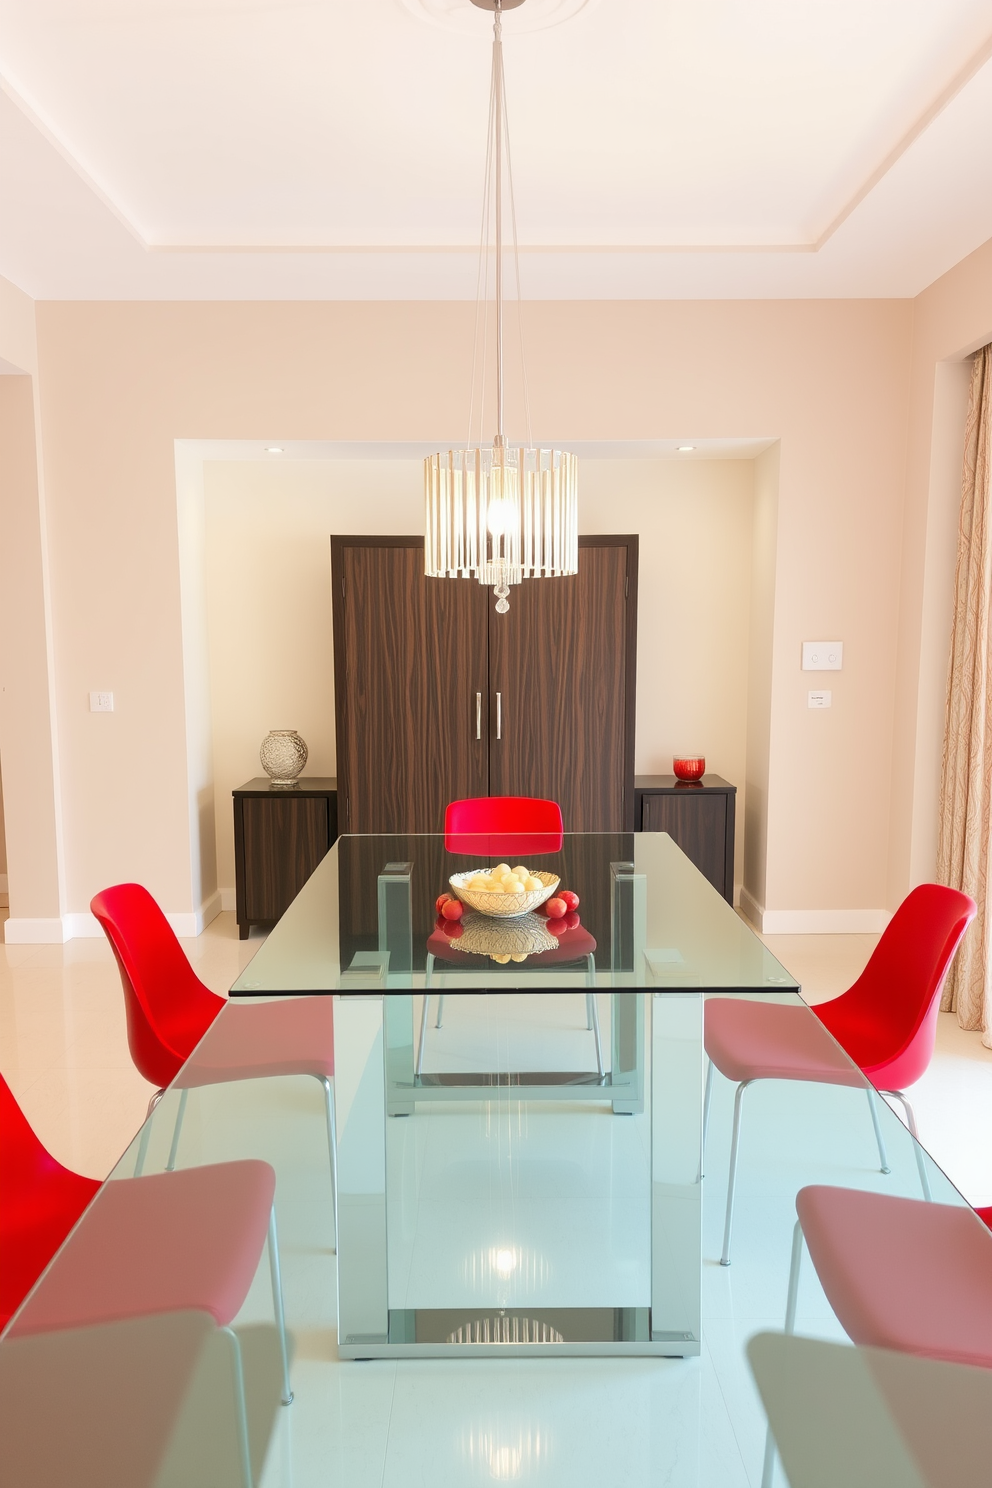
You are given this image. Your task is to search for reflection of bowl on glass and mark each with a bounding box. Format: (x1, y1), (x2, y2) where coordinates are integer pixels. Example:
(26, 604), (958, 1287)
(449, 869), (560, 918)
(673, 755), (705, 783)
(455, 912), (560, 960)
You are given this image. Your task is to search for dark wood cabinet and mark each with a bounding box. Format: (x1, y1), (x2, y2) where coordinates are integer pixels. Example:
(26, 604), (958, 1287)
(634, 774), (736, 903)
(331, 535), (638, 834)
(233, 778), (337, 938)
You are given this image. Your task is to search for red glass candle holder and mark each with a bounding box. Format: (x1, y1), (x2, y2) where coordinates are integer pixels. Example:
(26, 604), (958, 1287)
(673, 755), (705, 783)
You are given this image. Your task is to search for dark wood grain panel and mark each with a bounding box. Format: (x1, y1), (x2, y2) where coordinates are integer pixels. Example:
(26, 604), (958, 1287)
(642, 792), (729, 899)
(241, 795), (330, 924)
(488, 538), (637, 831)
(331, 538), (489, 833)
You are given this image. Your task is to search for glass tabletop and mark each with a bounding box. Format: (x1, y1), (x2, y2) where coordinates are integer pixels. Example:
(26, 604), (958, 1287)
(230, 832), (799, 994)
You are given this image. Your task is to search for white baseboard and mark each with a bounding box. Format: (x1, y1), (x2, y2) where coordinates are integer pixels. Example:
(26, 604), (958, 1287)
(738, 886), (762, 928)
(740, 887), (890, 934)
(220, 886), (237, 912)
(4, 917), (67, 944)
(6, 892), (225, 944)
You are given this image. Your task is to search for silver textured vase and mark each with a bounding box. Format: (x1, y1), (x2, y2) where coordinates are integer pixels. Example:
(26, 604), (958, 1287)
(259, 729), (308, 785)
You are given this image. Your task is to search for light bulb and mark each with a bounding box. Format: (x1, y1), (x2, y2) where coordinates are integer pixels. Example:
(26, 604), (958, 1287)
(487, 499), (512, 537)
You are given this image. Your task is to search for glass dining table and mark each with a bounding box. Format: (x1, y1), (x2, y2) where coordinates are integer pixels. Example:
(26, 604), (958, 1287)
(222, 830), (897, 1363)
(2, 832), (970, 1486)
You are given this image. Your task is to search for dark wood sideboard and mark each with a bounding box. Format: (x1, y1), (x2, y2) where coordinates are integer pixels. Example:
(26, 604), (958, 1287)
(233, 777), (338, 938)
(633, 774), (736, 904)
(331, 535), (639, 834)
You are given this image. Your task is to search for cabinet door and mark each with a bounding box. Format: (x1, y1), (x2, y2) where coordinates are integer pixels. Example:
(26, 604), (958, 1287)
(642, 793), (729, 900)
(333, 539), (489, 833)
(488, 540), (634, 830)
(242, 797), (330, 923)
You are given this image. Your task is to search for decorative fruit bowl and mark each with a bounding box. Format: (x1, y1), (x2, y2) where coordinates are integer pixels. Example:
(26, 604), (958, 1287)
(448, 867), (560, 919)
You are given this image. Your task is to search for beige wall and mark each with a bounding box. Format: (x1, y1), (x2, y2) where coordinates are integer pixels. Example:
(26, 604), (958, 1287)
(13, 296), (914, 933)
(889, 237), (992, 906)
(203, 455), (755, 897)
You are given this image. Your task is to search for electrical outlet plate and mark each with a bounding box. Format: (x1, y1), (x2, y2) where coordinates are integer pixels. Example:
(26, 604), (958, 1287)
(808, 690), (832, 709)
(89, 691), (114, 712)
(802, 641), (842, 671)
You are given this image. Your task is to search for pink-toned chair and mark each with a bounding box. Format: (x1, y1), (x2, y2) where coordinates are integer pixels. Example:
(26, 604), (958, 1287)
(704, 883), (975, 1264)
(760, 1184), (992, 1487)
(7, 1160), (292, 1488)
(90, 884), (336, 1245)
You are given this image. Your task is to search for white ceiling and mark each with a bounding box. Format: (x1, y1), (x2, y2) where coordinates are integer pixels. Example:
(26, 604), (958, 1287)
(1, 0), (992, 299)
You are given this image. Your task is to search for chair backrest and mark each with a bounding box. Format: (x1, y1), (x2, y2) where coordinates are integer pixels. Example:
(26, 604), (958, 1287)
(0, 1071), (73, 1204)
(816, 882), (976, 1089)
(90, 884), (224, 1089)
(444, 796), (564, 857)
(445, 796), (563, 835)
(0, 1072), (101, 1329)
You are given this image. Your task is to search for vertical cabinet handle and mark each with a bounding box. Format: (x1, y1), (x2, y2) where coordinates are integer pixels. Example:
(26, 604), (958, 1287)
(496, 692), (502, 740)
(476, 692), (482, 741)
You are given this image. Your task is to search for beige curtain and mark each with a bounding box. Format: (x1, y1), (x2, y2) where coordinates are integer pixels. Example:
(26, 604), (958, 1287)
(938, 345), (992, 1043)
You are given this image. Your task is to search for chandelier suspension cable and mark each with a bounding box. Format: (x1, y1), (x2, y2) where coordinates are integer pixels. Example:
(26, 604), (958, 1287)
(467, 53), (498, 452)
(423, 0), (578, 614)
(493, 0), (505, 447)
(500, 58), (534, 452)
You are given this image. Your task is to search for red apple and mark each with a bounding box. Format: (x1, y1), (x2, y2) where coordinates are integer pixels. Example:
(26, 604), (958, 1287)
(546, 916), (567, 936)
(564, 910), (580, 929)
(436, 892), (452, 912)
(545, 896), (567, 920)
(559, 890), (580, 911)
(441, 897), (464, 920)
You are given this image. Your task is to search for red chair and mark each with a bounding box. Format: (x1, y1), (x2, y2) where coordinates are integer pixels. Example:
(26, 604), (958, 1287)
(421, 796), (604, 1076)
(7, 1155), (293, 1488)
(90, 884), (336, 1245)
(704, 883), (975, 1264)
(0, 1072), (101, 1333)
(444, 795), (564, 857)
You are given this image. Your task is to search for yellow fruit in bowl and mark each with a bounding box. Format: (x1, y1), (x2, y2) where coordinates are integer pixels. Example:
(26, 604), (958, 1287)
(513, 865), (528, 878)
(523, 875), (541, 892)
(494, 863), (511, 877)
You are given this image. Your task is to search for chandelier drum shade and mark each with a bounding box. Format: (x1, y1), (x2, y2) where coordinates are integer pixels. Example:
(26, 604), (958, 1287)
(424, 446), (578, 612)
(425, 0), (578, 612)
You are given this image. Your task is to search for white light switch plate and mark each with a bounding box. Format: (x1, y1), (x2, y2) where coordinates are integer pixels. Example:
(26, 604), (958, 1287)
(802, 641), (843, 670)
(89, 691), (114, 712)
(808, 690), (832, 709)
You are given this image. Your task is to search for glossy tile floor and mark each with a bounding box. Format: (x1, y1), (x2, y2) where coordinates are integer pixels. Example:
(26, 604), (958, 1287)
(3, 910), (992, 1486)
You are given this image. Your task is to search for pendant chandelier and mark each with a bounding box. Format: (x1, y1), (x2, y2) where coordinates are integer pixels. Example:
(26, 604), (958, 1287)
(424, 0), (578, 614)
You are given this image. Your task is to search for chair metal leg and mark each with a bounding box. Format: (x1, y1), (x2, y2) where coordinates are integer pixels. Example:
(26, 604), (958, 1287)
(588, 993), (605, 1079)
(435, 993), (446, 1028)
(883, 1089), (933, 1201)
(416, 995), (431, 1077)
(702, 1059), (714, 1154)
(222, 1326), (256, 1488)
(165, 1087), (189, 1172)
(761, 1219), (805, 1488)
(865, 1086), (891, 1174)
(134, 1088), (164, 1176)
(721, 1080), (753, 1266)
(784, 1218), (804, 1334)
(267, 1206), (294, 1406)
(584, 952), (596, 989)
(424, 953), (434, 988)
(317, 1075), (337, 1253)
